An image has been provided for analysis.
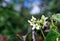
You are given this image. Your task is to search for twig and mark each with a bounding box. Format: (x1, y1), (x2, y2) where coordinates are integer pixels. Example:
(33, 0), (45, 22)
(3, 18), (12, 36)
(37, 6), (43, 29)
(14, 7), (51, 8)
(32, 30), (35, 41)
(22, 35), (27, 41)
(22, 31), (31, 41)
(41, 29), (46, 39)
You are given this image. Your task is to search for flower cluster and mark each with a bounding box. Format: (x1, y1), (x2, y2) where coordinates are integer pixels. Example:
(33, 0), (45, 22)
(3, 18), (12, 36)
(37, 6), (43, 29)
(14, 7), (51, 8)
(28, 15), (48, 30)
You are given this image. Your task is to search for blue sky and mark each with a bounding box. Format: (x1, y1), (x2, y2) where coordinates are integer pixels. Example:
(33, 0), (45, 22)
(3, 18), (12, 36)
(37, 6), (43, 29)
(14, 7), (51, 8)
(24, 0), (31, 8)
(15, 0), (20, 3)
(24, 0), (42, 8)
(4, 0), (42, 8)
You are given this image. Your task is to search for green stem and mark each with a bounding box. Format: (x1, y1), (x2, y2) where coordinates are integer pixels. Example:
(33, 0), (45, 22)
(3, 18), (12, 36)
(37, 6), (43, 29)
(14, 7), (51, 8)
(51, 20), (54, 25)
(40, 28), (46, 39)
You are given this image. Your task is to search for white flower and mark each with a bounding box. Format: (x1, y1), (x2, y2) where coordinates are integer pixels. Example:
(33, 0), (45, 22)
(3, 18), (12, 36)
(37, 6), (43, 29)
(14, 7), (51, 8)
(31, 16), (36, 21)
(40, 15), (48, 27)
(43, 21), (48, 26)
(32, 24), (36, 30)
(35, 24), (40, 30)
(40, 20), (43, 23)
(28, 20), (34, 26)
(28, 15), (48, 30)
(32, 24), (40, 30)
(28, 16), (36, 26)
(41, 15), (48, 21)
(28, 16), (40, 30)
(36, 19), (40, 24)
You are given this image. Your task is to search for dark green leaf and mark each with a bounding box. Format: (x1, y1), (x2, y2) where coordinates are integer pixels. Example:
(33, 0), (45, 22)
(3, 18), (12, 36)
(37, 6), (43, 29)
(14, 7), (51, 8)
(44, 29), (60, 41)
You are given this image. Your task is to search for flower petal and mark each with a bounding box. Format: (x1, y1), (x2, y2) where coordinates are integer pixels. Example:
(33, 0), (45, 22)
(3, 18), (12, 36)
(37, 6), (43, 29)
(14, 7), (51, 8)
(32, 16), (36, 20)
(32, 24), (36, 30)
(28, 20), (31, 24)
(36, 26), (40, 30)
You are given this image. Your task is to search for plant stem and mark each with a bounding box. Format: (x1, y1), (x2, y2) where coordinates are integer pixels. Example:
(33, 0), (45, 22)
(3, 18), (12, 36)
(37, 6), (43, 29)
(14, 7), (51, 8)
(22, 35), (27, 41)
(40, 29), (46, 39)
(32, 30), (35, 41)
(51, 20), (54, 25)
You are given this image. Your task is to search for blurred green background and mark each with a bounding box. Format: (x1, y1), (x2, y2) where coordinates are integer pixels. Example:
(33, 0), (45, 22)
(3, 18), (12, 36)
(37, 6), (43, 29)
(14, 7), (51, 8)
(0, 0), (60, 41)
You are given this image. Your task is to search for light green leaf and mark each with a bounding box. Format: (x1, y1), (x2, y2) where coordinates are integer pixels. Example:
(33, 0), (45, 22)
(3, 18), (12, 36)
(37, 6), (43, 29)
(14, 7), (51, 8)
(52, 14), (60, 22)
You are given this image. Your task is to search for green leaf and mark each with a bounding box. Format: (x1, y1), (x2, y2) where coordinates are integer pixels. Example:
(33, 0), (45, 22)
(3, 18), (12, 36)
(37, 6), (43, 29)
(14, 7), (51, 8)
(2, 29), (14, 35)
(52, 14), (60, 22)
(0, 16), (5, 27)
(51, 24), (57, 31)
(44, 29), (60, 41)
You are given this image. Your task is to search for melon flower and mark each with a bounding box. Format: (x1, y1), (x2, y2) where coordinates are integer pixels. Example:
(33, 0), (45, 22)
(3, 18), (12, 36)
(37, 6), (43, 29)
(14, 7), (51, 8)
(28, 16), (36, 26)
(40, 15), (48, 27)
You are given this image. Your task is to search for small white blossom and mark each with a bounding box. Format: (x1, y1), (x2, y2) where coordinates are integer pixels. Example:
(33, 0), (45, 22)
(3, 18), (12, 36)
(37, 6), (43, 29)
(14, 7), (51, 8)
(28, 15), (48, 30)
(32, 24), (36, 30)
(36, 19), (40, 24)
(28, 16), (40, 30)
(43, 21), (48, 26)
(41, 15), (48, 21)
(31, 16), (36, 21)
(40, 20), (43, 23)
(28, 20), (34, 26)
(35, 24), (40, 30)
(40, 15), (48, 27)
(28, 16), (36, 26)
(32, 24), (40, 30)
